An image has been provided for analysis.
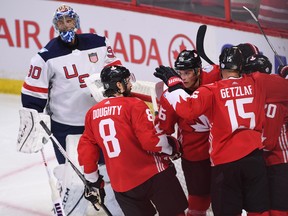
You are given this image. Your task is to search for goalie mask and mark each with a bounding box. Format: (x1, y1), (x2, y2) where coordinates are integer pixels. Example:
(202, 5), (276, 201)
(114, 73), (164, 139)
(243, 54), (272, 74)
(174, 50), (202, 72)
(101, 65), (135, 97)
(53, 5), (80, 43)
(219, 47), (243, 71)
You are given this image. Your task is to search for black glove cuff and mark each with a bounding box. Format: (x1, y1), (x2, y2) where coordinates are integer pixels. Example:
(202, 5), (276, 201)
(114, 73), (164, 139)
(168, 83), (184, 92)
(88, 174), (104, 188)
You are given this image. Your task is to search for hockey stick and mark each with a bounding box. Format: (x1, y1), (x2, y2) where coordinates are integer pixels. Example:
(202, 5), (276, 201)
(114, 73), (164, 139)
(243, 6), (284, 66)
(196, 25), (215, 65)
(40, 149), (66, 216)
(39, 121), (112, 216)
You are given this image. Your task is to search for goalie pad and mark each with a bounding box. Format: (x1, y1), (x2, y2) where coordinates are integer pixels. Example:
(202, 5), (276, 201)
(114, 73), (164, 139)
(17, 108), (51, 153)
(54, 134), (88, 216)
(55, 134), (124, 216)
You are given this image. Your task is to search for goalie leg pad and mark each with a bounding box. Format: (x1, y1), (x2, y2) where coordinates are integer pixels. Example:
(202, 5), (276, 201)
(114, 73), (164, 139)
(53, 135), (89, 216)
(54, 163), (89, 216)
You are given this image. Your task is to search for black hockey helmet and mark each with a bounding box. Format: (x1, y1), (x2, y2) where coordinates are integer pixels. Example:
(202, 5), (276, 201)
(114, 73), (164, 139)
(101, 65), (131, 92)
(243, 54), (272, 74)
(236, 43), (259, 61)
(174, 50), (202, 71)
(219, 46), (243, 71)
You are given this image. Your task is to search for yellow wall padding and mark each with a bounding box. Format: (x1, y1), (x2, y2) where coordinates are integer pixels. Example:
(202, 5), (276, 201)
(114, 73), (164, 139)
(0, 79), (23, 95)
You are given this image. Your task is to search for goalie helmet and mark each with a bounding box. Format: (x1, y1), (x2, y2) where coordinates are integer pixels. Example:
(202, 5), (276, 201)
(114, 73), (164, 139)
(219, 47), (243, 71)
(243, 54), (272, 74)
(174, 50), (202, 71)
(101, 65), (132, 95)
(52, 5), (80, 43)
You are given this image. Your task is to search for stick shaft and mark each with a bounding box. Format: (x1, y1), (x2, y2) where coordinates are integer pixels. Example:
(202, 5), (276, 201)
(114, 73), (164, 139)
(243, 6), (284, 65)
(40, 149), (66, 216)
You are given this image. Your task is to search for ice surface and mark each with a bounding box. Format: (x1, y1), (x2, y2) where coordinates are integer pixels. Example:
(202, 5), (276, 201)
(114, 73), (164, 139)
(0, 94), (58, 216)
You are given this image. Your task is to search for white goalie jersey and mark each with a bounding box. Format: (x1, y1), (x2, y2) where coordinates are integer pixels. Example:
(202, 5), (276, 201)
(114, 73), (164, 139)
(21, 34), (121, 126)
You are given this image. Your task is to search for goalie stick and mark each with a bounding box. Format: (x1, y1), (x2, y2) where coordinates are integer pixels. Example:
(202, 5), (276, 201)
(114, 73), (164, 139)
(243, 6), (284, 66)
(39, 121), (112, 216)
(40, 149), (66, 216)
(196, 25), (215, 65)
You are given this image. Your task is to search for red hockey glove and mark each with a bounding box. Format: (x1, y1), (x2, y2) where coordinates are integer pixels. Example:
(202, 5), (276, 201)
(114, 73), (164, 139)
(278, 65), (288, 78)
(154, 65), (184, 92)
(166, 135), (182, 161)
(84, 175), (105, 207)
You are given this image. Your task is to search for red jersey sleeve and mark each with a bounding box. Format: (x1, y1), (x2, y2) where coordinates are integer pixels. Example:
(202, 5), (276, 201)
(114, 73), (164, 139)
(154, 89), (179, 135)
(130, 98), (172, 154)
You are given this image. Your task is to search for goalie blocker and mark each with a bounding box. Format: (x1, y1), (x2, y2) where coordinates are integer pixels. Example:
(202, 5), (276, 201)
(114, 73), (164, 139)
(17, 108), (51, 153)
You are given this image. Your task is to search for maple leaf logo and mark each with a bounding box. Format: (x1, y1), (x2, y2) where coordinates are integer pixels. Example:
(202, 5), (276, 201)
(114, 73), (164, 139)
(191, 115), (210, 132)
(172, 40), (187, 62)
(168, 34), (195, 67)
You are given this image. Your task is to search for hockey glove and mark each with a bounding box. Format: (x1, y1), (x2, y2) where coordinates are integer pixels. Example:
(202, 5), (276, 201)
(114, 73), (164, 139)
(161, 135), (182, 161)
(84, 175), (106, 206)
(278, 65), (288, 79)
(154, 65), (184, 92)
(167, 135), (183, 160)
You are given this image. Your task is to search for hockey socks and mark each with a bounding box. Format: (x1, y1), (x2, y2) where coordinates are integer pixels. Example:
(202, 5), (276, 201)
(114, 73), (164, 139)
(186, 195), (210, 216)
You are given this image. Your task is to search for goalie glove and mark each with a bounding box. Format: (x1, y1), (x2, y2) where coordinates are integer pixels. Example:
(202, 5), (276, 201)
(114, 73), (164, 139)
(161, 135), (183, 161)
(278, 65), (288, 79)
(154, 65), (184, 92)
(84, 175), (106, 208)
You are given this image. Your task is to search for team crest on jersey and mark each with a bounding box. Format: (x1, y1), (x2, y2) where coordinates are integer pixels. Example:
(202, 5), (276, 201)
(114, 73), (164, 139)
(88, 52), (98, 63)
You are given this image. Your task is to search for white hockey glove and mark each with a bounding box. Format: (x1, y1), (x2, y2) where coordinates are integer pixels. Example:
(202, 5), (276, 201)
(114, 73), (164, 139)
(17, 108), (51, 153)
(84, 175), (106, 209)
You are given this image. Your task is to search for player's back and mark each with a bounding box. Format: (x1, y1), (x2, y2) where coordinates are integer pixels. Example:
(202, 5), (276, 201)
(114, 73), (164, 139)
(86, 96), (170, 192)
(202, 72), (288, 165)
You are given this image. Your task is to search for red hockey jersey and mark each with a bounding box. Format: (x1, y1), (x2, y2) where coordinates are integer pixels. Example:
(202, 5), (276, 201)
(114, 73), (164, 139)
(78, 96), (172, 192)
(165, 72), (288, 166)
(263, 102), (288, 166)
(155, 65), (220, 161)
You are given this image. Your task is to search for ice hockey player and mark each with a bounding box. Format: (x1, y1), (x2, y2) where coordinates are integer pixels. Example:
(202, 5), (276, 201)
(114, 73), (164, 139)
(155, 50), (220, 216)
(78, 65), (188, 216)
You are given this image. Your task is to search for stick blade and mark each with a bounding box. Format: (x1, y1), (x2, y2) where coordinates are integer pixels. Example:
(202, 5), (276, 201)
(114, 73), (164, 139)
(196, 25), (215, 65)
